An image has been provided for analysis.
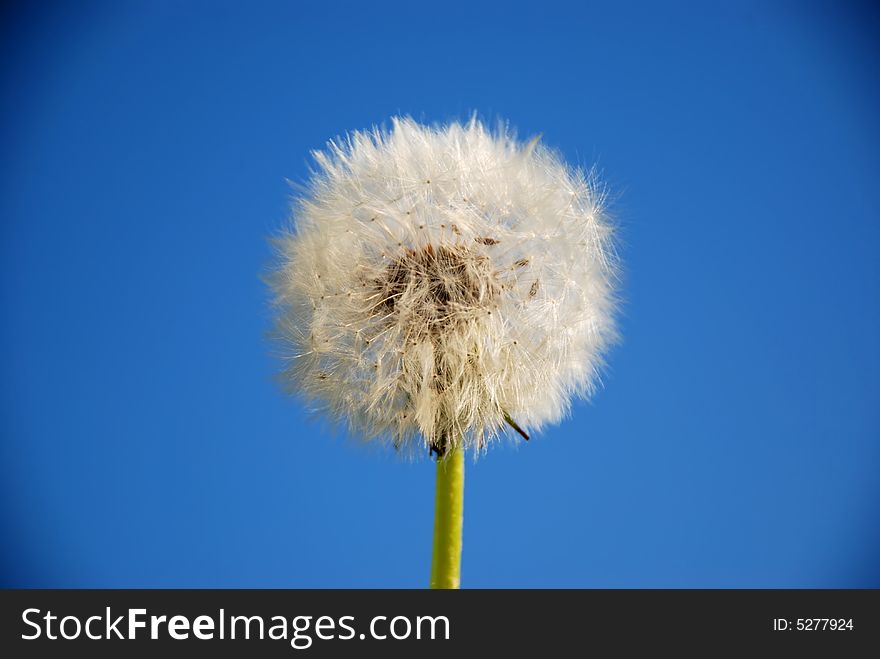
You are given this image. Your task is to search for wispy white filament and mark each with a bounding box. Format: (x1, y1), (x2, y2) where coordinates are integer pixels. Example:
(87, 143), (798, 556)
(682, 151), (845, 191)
(269, 117), (618, 454)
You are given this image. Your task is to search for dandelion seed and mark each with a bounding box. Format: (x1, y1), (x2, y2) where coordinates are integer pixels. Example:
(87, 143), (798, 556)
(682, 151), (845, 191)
(268, 117), (618, 455)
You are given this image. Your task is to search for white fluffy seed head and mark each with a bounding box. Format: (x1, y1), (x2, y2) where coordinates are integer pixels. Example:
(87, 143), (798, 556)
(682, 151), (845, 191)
(268, 117), (618, 456)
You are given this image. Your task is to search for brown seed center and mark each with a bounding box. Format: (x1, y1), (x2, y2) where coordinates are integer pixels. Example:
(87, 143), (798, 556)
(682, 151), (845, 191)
(373, 243), (499, 327)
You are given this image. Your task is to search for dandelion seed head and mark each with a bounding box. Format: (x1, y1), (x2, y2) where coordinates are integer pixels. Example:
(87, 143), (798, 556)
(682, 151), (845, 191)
(268, 117), (618, 454)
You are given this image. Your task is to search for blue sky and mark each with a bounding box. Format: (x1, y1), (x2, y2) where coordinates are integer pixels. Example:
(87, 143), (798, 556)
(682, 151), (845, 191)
(1, 0), (878, 587)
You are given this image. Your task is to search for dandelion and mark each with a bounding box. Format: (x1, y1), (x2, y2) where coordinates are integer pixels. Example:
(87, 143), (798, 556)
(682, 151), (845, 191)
(268, 117), (618, 588)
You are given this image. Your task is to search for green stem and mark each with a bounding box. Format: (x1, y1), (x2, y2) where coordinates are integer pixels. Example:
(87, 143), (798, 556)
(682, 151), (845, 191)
(429, 445), (464, 589)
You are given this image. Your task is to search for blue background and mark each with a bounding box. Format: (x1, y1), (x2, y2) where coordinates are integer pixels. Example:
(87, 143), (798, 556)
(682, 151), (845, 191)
(2, 0), (878, 587)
